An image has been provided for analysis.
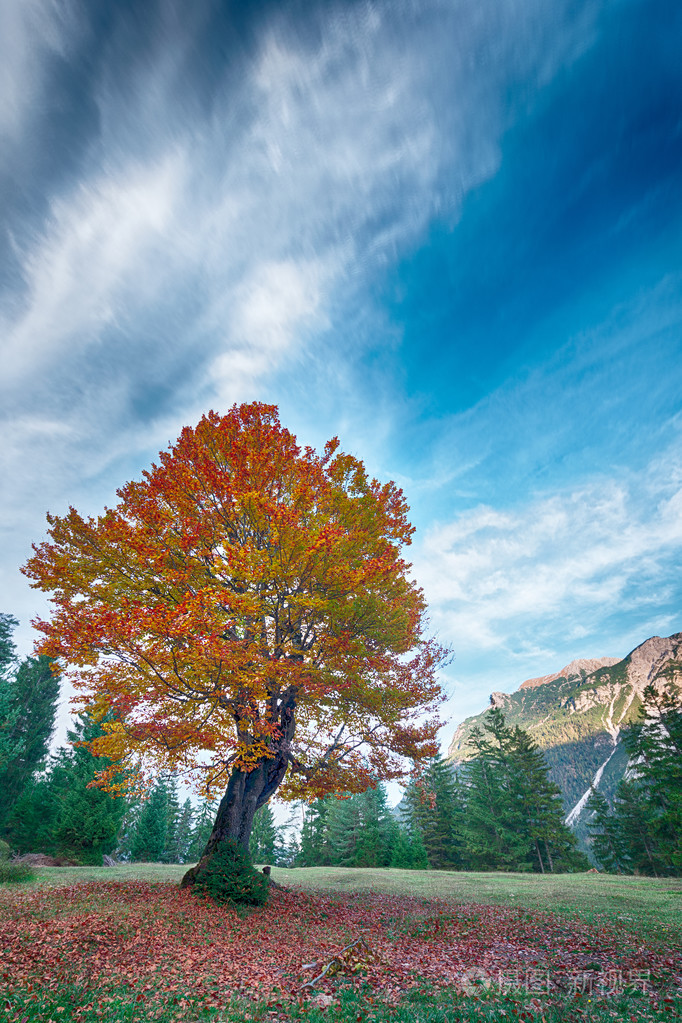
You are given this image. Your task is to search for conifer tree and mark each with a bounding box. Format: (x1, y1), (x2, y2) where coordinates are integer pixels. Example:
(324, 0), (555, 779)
(173, 798), (195, 864)
(463, 716), (529, 870)
(52, 714), (130, 863)
(326, 794), (358, 864)
(297, 798), (331, 866)
(275, 806), (301, 866)
(131, 779), (169, 862)
(390, 823), (428, 869)
(0, 655), (60, 826)
(188, 796), (220, 864)
(6, 714), (128, 862)
(585, 787), (626, 872)
(5, 774), (55, 854)
(161, 776), (182, 863)
(405, 755), (465, 870)
(323, 785), (396, 867)
(622, 680), (681, 871)
(587, 680), (681, 876)
(0, 615), (18, 741)
(249, 801), (278, 864)
(0, 613), (61, 829)
(508, 726), (585, 872)
(463, 709), (585, 872)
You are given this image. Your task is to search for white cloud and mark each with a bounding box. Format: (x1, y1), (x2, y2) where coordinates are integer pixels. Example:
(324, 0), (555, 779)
(414, 444), (682, 659)
(0, 0), (602, 662)
(2, 153), (187, 383)
(0, 0), (77, 143)
(2, 0), (601, 405)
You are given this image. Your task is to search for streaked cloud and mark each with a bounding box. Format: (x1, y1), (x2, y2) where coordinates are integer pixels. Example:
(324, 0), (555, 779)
(415, 439), (682, 666)
(1, 0), (680, 748)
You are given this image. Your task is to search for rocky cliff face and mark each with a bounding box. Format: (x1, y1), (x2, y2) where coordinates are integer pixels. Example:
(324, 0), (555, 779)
(447, 633), (682, 845)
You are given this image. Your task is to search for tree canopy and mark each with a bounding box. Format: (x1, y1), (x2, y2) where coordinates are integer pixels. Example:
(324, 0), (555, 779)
(23, 403), (447, 866)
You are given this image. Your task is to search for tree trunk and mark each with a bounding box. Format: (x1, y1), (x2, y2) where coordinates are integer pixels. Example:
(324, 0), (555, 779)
(534, 837), (545, 874)
(543, 839), (554, 873)
(181, 697), (296, 888)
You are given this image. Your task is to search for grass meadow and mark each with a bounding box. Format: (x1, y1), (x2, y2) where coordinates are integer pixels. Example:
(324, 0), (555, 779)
(1, 864), (680, 1022)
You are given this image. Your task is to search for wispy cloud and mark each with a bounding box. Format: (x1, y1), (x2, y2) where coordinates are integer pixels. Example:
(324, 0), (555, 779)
(0, 0), (616, 677)
(414, 439), (682, 669)
(0, 0), (78, 144)
(2, 0), (600, 408)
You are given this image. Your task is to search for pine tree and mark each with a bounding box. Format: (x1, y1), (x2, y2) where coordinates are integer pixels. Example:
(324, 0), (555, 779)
(326, 795), (358, 864)
(0, 613), (60, 829)
(622, 680), (682, 872)
(5, 714), (129, 863)
(173, 799), (195, 864)
(275, 806), (301, 866)
(405, 755), (465, 870)
(4, 774), (56, 854)
(463, 716), (529, 870)
(462, 709), (585, 872)
(508, 726), (585, 873)
(587, 680), (681, 876)
(249, 801), (278, 864)
(187, 796), (220, 864)
(50, 715), (130, 864)
(586, 787), (626, 872)
(323, 785), (396, 867)
(390, 823), (428, 869)
(114, 800), (143, 862)
(297, 798), (331, 866)
(161, 776), (182, 863)
(131, 779), (169, 862)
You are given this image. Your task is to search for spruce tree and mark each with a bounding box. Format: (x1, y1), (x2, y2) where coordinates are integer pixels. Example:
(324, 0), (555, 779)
(507, 726), (586, 872)
(173, 798), (195, 864)
(6, 713), (130, 862)
(323, 785), (395, 867)
(5, 774), (56, 854)
(0, 613), (61, 829)
(326, 794), (358, 864)
(390, 824), (429, 869)
(187, 796), (219, 864)
(249, 801), (278, 864)
(0, 655), (60, 826)
(587, 680), (681, 876)
(50, 714), (130, 864)
(463, 709), (585, 872)
(131, 779), (169, 862)
(161, 776), (182, 863)
(586, 787), (627, 872)
(298, 798), (331, 866)
(405, 755), (465, 870)
(0, 613), (17, 680)
(622, 680), (681, 872)
(463, 716), (529, 870)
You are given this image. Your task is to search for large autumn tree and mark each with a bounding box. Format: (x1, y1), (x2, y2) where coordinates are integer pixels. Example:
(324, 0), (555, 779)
(23, 403), (447, 885)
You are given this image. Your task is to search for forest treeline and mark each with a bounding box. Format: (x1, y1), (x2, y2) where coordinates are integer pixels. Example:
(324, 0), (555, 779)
(1, 614), (680, 875)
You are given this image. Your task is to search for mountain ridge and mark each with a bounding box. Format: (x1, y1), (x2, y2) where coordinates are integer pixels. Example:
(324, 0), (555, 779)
(446, 632), (682, 848)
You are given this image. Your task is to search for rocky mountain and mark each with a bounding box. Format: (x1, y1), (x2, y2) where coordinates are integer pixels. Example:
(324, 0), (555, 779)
(446, 633), (682, 849)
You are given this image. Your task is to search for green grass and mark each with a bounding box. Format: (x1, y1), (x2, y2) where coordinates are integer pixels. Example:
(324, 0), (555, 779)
(271, 865), (682, 939)
(9, 863), (680, 1021)
(4, 979), (680, 1023)
(28, 861), (189, 885)
(25, 862), (682, 938)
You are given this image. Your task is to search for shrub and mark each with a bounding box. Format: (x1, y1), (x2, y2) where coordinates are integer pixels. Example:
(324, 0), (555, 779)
(0, 860), (35, 884)
(0, 839), (10, 861)
(193, 840), (269, 906)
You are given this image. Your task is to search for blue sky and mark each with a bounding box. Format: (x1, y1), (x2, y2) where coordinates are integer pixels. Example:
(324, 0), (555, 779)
(1, 0), (681, 752)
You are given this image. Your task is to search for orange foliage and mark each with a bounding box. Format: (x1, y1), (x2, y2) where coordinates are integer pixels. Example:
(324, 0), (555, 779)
(23, 403), (448, 799)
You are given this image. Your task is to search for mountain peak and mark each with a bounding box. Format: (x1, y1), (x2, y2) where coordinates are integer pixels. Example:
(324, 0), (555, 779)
(446, 631), (682, 850)
(518, 657), (620, 691)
